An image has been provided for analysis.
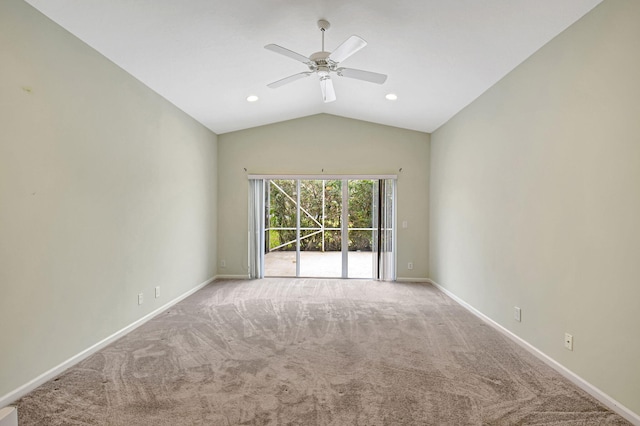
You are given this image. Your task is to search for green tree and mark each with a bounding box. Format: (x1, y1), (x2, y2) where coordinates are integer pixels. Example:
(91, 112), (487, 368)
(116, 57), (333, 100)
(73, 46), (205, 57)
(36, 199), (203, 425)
(266, 179), (373, 252)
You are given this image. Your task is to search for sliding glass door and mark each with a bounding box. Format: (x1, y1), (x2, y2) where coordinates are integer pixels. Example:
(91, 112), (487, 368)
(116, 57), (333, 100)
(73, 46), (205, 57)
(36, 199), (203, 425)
(300, 179), (343, 277)
(263, 179), (297, 276)
(348, 180), (374, 278)
(250, 176), (395, 280)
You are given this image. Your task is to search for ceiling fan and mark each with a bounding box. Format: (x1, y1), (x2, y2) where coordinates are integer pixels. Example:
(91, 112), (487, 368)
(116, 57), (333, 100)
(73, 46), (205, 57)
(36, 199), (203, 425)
(265, 20), (387, 103)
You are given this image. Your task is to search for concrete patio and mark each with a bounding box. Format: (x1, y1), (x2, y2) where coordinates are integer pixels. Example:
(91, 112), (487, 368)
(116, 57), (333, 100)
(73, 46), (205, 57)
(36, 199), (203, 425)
(264, 251), (374, 278)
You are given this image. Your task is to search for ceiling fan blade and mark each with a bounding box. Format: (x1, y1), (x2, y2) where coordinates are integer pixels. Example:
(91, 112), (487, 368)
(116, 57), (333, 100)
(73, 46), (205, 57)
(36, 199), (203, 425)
(264, 44), (311, 64)
(320, 77), (336, 103)
(328, 35), (367, 64)
(267, 72), (313, 89)
(337, 67), (387, 84)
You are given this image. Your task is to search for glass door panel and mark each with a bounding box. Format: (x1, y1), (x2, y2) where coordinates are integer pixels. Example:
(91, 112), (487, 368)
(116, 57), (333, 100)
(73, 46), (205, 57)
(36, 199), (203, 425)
(305, 179), (342, 277)
(264, 179), (297, 276)
(348, 180), (374, 278)
(298, 180), (340, 277)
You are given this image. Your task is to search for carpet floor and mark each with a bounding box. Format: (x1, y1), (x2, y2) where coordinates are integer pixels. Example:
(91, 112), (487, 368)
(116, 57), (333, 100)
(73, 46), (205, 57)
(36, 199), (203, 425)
(16, 279), (629, 425)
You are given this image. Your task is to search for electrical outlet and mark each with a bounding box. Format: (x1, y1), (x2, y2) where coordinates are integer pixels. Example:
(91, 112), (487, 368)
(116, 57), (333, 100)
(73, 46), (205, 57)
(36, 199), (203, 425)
(402, 220), (408, 229)
(220, 260), (226, 268)
(514, 307), (521, 322)
(138, 293), (144, 305)
(407, 262), (414, 270)
(155, 286), (160, 298)
(564, 333), (573, 351)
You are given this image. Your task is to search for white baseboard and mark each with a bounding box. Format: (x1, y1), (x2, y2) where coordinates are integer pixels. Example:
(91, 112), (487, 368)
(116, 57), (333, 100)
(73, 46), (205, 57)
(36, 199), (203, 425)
(396, 277), (431, 283)
(0, 277), (215, 408)
(428, 279), (640, 426)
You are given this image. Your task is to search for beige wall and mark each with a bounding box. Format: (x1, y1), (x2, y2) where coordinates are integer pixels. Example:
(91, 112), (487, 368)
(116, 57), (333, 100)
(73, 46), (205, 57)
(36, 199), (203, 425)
(0, 0), (217, 400)
(430, 0), (640, 415)
(218, 114), (430, 280)
(6, 0), (636, 415)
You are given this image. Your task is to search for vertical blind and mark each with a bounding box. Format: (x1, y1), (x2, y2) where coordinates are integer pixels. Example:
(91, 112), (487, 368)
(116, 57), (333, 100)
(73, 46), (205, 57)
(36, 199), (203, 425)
(248, 179), (265, 279)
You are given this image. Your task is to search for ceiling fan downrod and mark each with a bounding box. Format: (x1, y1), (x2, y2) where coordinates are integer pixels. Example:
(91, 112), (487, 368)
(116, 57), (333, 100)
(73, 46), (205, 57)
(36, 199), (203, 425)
(318, 19), (330, 52)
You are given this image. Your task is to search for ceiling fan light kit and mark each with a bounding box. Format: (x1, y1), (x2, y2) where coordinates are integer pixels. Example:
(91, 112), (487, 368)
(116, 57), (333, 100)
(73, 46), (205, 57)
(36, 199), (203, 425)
(265, 20), (387, 103)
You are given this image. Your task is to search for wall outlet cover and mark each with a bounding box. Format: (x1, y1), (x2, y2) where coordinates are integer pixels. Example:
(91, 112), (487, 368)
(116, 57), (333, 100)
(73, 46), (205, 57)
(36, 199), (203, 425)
(564, 333), (573, 351)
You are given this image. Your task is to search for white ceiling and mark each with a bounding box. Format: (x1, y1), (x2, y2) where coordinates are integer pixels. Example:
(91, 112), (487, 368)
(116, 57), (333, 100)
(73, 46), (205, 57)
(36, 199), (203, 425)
(25, 0), (602, 134)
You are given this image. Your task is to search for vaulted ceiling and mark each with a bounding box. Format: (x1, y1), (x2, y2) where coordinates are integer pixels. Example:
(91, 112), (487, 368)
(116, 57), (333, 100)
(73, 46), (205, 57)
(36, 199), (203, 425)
(25, 0), (602, 134)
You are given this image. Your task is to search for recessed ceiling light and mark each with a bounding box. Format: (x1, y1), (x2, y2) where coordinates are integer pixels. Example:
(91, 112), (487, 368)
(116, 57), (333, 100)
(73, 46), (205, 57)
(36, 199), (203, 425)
(385, 93), (398, 101)
(246, 95), (259, 102)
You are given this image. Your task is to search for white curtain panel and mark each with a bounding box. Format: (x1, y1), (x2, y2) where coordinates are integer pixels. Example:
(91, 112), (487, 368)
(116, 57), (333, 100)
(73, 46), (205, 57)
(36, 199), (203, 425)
(248, 179), (265, 279)
(372, 179), (396, 281)
(380, 178), (396, 281)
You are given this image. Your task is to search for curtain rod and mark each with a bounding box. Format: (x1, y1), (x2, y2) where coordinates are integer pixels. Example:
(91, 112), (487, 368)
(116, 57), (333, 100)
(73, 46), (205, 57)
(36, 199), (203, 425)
(247, 174), (398, 180)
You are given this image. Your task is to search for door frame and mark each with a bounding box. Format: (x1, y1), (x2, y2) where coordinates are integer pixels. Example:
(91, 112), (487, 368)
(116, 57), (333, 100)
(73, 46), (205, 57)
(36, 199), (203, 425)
(250, 174), (397, 279)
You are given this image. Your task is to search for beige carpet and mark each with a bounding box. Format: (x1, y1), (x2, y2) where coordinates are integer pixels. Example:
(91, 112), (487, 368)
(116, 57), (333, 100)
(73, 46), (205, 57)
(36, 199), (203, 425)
(17, 279), (629, 425)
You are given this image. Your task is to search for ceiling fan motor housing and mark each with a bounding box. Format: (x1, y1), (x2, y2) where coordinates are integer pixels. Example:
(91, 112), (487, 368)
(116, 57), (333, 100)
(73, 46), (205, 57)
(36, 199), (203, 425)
(309, 51), (335, 75)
